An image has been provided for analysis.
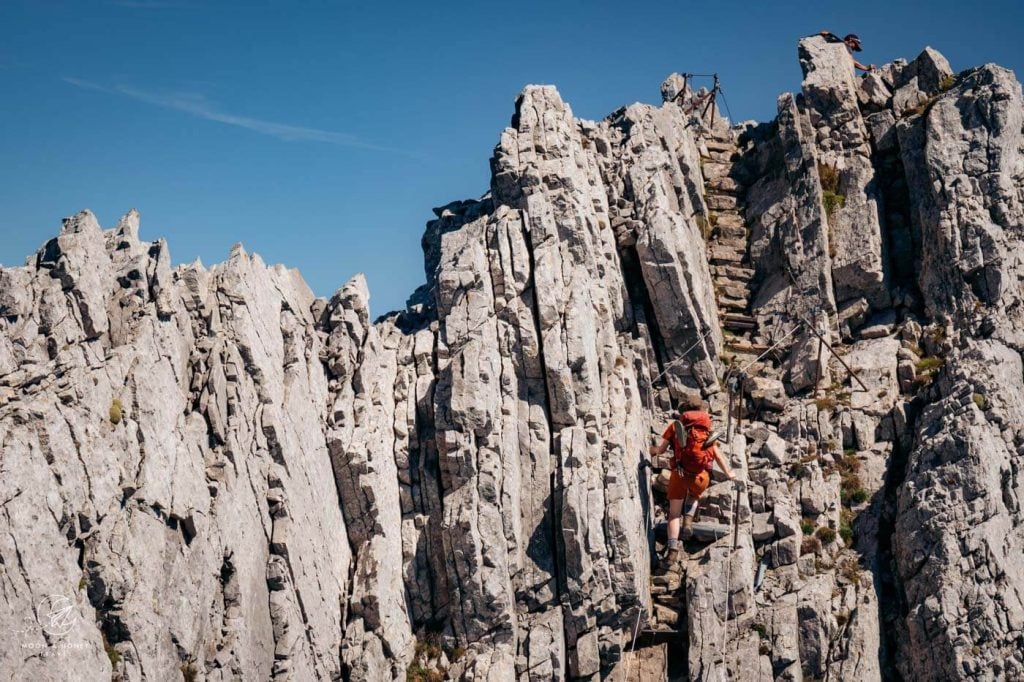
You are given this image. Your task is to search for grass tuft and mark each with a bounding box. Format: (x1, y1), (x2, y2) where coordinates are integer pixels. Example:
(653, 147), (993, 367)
(818, 163), (840, 194)
(839, 523), (853, 545)
(109, 398), (123, 425)
(801, 536), (822, 555)
(839, 469), (869, 507)
(839, 508), (855, 545)
(839, 452), (860, 474)
(406, 663), (444, 682)
(915, 356), (944, 373)
(840, 558), (862, 585)
(815, 396), (838, 411)
(414, 635), (443, 661)
(407, 632), (451, 682)
(822, 191), (846, 222)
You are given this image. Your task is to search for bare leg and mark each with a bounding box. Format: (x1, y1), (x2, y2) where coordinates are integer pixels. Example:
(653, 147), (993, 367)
(681, 494), (699, 539)
(667, 497), (684, 545)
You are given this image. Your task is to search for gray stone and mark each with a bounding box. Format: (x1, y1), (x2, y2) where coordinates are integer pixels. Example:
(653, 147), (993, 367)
(752, 512), (776, 542)
(760, 432), (789, 466)
(748, 376), (786, 411)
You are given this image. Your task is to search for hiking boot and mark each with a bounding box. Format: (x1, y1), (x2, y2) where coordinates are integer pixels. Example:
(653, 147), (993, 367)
(681, 514), (695, 540)
(662, 539), (682, 563)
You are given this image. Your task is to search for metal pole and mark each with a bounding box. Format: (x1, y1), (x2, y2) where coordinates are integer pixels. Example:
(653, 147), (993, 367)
(709, 74), (720, 129)
(703, 90), (715, 128)
(814, 336), (824, 394)
(801, 316), (869, 391)
(736, 375), (745, 434)
(725, 378), (735, 442)
(731, 480), (742, 551)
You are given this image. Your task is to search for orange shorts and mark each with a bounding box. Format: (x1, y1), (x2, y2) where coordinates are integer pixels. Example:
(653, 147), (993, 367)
(668, 468), (710, 500)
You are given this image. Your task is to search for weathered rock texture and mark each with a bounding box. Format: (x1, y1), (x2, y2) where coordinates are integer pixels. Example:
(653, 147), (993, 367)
(1, 38), (1022, 682)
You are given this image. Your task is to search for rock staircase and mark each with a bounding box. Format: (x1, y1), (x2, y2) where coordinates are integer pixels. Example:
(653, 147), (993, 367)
(699, 131), (760, 350)
(633, 465), (748, 678)
(631, 129), (762, 647)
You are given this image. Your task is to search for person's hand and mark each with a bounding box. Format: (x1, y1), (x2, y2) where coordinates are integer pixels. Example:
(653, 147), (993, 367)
(648, 445), (658, 456)
(868, 64), (877, 72)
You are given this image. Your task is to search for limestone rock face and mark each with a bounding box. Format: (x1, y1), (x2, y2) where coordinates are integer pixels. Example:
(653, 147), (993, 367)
(1, 221), (348, 681)
(892, 61), (1024, 680)
(1, 40), (1023, 682)
(799, 36), (891, 311)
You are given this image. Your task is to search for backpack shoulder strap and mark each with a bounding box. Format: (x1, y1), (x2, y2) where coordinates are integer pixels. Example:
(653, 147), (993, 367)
(671, 419), (687, 450)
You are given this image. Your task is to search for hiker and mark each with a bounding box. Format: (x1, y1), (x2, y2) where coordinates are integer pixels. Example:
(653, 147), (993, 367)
(649, 395), (735, 557)
(818, 31), (876, 72)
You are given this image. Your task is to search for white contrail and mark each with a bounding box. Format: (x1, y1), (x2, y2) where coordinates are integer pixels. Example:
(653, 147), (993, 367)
(62, 76), (401, 152)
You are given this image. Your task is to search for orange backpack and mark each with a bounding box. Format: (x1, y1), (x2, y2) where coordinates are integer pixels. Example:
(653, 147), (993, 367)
(671, 411), (715, 474)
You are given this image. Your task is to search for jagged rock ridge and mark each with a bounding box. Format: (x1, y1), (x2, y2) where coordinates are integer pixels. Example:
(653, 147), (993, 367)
(0, 36), (1022, 681)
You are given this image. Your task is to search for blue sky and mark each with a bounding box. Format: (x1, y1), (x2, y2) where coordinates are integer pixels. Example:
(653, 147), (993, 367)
(2, 0), (1021, 316)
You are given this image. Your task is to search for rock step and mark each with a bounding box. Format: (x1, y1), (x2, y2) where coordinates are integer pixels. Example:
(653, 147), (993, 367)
(714, 275), (749, 284)
(704, 139), (736, 153)
(707, 177), (743, 189)
(707, 177), (742, 194)
(712, 212), (745, 229)
(700, 150), (738, 163)
(713, 266), (752, 277)
(710, 250), (746, 265)
(715, 284), (750, 300)
(715, 279), (751, 295)
(710, 248), (744, 265)
(701, 160), (732, 173)
(711, 243), (745, 254)
(706, 194), (739, 211)
(714, 236), (747, 251)
(724, 339), (772, 354)
(714, 282), (751, 294)
(724, 311), (755, 322)
(722, 313), (757, 331)
(714, 283), (751, 297)
(717, 297), (750, 313)
(713, 226), (747, 242)
(712, 264), (755, 280)
(709, 184), (740, 194)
